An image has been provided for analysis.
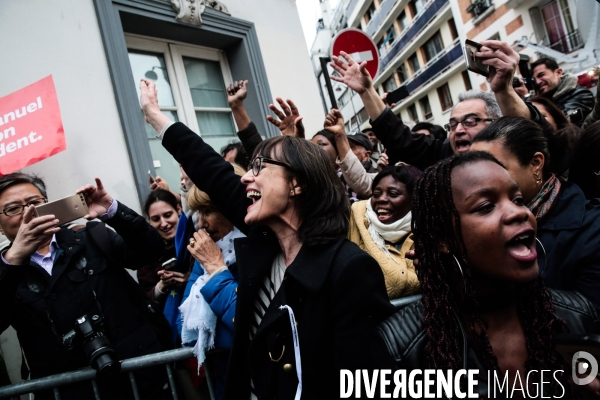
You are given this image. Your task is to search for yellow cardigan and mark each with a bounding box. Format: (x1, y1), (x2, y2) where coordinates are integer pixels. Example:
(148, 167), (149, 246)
(348, 200), (420, 299)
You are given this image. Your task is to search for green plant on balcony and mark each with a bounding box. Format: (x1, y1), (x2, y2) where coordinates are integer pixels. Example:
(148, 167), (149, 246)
(466, 0), (492, 17)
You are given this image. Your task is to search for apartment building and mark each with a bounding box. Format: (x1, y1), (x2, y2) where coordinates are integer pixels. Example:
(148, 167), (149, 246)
(311, 0), (596, 131)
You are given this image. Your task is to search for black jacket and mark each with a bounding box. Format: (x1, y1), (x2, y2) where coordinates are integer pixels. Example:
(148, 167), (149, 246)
(162, 122), (395, 399)
(0, 202), (167, 399)
(369, 104), (550, 171)
(551, 74), (595, 127)
(537, 181), (600, 310)
(373, 290), (600, 398)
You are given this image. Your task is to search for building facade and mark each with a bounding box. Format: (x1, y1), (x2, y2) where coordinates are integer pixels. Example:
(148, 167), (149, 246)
(311, 0), (597, 131)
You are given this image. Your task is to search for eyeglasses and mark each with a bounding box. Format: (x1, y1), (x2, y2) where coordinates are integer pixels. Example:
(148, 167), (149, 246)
(248, 156), (292, 176)
(2, 197), (48, 217)
(444, 117), (495, 132)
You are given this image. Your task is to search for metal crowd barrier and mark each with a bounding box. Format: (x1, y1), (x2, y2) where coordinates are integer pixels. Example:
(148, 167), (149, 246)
(0, 347), (215, 400)
(1, 295), (423, 399)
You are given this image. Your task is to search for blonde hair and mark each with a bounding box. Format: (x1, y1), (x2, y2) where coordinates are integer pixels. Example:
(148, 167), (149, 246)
(187, 162), (246, 211)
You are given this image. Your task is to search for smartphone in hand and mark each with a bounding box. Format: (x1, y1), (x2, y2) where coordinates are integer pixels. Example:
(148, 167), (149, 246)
(386, 86), (410, 105)
(162, 258), (177, 271)
(34, 194), (89, 225)
(464, 39), (489, 77)
(148, 170), (156, 184)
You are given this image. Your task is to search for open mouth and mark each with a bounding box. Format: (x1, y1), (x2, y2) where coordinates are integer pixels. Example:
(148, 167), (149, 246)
(455, 140), (471, 153)
(376, 208), (393, 222)
(506, 230), (537, 263)
(246, 190), (262, 209)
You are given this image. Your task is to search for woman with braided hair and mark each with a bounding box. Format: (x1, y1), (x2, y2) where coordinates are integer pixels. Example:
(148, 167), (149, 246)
(373, 151), (600, 398)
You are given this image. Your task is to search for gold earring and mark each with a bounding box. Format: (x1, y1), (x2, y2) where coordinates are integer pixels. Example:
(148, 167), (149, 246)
(533, 173), (542, 184)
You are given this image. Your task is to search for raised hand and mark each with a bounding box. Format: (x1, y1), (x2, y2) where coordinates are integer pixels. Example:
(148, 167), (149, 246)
(377, 149), (389, 171)
(150, 176), (170, 192)
(323, 109), (346, 137)
(476, 40), (520, 94)
(227, 80), (248, 107)
(3, 206), (60, 265)
(139, 79), (173, 133)
(329, 51), (373, 95)
(77, 178), (114, 220)
(187, 229), (225, 275)
(266, 98), (305, 138)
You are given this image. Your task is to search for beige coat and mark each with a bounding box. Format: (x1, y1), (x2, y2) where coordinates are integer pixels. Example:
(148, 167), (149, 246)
(348, 200), (420, 299)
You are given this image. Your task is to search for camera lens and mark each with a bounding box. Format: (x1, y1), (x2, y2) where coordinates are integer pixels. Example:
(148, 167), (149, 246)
(83, 335), (121, 377)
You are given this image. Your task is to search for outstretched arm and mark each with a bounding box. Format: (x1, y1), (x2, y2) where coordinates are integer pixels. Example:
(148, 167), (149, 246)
(227, 80), (252, 131)
(324, 109), (374, 198)
(140, 79), (250, 234)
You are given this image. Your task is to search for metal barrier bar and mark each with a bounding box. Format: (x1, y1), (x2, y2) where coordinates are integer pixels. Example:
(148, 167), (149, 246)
(128, 372), (140, 400)
(0, 347), (194, 398)
(91, 379), (101, 400)
(164, 363), (179, 400)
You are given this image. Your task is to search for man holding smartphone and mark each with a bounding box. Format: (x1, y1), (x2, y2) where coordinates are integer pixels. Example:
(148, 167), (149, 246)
(0, 172), (170, 400)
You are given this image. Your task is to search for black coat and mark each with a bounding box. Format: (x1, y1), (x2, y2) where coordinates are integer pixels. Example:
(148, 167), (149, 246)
(0, 202), (168, 399)
(162, 122), (395, 399)
(373, 290), (600, 398)
(369, 104), (549, 171)
(538, 181), (600, 310)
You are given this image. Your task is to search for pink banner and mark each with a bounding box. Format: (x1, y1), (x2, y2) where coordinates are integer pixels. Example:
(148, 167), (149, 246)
(0, 75), (66, 175)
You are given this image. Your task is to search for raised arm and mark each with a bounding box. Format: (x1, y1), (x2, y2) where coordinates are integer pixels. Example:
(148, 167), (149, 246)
(140, 79), (250, 234)
(324, 109), (374, 198)
(477, 40), (530, 119)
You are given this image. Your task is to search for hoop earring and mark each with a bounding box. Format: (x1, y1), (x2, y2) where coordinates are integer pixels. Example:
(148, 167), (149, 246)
(535, 237), (547, 276)
(533, 173), (542, 185)
(451, 253), (467, 292)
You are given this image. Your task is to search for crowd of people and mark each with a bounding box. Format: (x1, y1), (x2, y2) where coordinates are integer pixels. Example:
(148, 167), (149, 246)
(1, 38), (600, 399)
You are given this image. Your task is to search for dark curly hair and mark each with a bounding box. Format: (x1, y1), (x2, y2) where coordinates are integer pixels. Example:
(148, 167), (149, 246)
(412, 151), (573, 396)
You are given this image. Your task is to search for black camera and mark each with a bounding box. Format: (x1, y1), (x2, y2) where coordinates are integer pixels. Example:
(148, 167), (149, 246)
(62, 314), (121, 377)
(566, 108), (585, 125)
(518, 54), (537, 93)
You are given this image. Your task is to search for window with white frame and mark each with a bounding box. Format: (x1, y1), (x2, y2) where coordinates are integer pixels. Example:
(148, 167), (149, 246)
(126, 36), (236, 190)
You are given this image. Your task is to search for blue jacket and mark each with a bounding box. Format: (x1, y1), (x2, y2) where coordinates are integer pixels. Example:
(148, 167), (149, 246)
(538, 181), (600, 310)
(177, 262), (237, 349)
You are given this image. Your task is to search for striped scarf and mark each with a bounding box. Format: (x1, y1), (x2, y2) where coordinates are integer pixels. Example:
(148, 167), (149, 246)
(527, 174), (561, 220)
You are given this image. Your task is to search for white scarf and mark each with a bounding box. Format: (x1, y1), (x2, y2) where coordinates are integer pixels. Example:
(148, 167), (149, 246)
(365, 200), (412, 261)
(179, 226), (245, 370)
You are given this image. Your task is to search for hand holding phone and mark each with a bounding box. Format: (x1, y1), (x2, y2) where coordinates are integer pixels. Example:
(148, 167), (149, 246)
(76, 178), (114, 220)
(386, 86), (410, 106)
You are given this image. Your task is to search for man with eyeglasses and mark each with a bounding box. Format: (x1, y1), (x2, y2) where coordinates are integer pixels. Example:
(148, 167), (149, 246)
(0, 172), (171, 399)
(329, 41), (549, 171)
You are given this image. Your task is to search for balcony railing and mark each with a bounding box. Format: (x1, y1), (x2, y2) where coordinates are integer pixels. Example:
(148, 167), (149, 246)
(547, 29), (584, 54)
(379, 0), (449, 72)
(402, 41), (463, 95)
(345, 0), (362, 21)
(366, 0), (400, 37)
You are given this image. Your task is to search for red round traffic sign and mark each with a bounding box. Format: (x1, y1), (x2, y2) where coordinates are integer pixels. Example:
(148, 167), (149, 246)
(331, 28), (380, 79)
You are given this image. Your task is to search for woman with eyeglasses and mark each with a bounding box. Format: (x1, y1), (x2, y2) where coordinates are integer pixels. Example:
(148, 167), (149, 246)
(471, 116), (600, 311)
(139, 79), (393, 400)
